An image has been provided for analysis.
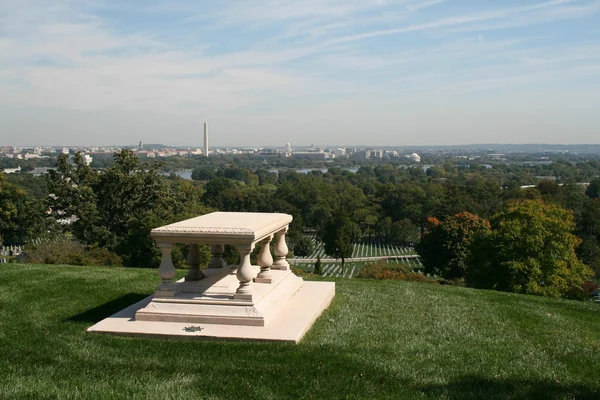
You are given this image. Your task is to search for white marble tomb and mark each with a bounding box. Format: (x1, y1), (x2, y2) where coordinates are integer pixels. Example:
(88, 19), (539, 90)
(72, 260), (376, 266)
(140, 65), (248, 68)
(88, 212), (335, 342)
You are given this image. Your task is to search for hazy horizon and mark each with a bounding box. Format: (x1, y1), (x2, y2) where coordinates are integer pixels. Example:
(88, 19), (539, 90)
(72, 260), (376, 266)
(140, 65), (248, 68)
(2, 1), (600, 147)
(9, 142), (600, 151)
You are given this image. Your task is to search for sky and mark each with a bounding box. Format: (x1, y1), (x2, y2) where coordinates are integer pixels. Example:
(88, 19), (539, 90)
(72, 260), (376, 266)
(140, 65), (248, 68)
(1, 0), (600, 147)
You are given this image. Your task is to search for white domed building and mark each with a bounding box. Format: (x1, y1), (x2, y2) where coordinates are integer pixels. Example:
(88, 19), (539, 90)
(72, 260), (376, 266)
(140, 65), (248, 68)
(409, 153), (421, 163)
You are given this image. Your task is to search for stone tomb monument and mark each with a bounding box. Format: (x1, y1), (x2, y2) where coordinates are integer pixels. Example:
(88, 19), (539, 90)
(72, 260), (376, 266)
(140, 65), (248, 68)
(88, 212), (335, 342)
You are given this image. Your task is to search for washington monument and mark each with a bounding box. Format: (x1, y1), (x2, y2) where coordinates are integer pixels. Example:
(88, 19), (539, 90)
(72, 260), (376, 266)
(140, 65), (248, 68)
(204, 120), (209, 157)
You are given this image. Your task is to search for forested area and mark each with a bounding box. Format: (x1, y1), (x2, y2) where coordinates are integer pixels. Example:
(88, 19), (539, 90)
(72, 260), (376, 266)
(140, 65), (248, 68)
(1, 150), (600, 299)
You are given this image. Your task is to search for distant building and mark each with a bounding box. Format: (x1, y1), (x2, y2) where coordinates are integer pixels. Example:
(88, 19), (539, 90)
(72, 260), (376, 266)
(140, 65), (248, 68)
(290, 152), (329, 160)
(259, 148), (279, 156)
(409, 153), (421, 163)
(30, 167), (50, 176)
(333, 148), (347, 158)
(61, 147), (69, 155)
(363, 149), (384, 159)
(2, 166), (21, 174)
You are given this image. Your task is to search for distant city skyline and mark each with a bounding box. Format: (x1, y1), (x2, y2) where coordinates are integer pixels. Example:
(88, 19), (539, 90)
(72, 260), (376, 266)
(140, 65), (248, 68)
(1, 1), (600, 146)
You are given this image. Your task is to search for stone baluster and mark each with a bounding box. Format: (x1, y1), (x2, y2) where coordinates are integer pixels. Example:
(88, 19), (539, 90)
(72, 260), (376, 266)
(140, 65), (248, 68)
(255, 235), (273, 283)
(208, 244), (227, 268)
(185, 244), (205, 281)
(234, 244), (255, 300)
(156, 242), (177, 297)
(272, 227), (290, 270)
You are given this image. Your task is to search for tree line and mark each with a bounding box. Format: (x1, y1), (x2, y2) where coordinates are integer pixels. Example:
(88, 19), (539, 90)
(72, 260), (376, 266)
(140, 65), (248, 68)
(1, 150), (599, 299)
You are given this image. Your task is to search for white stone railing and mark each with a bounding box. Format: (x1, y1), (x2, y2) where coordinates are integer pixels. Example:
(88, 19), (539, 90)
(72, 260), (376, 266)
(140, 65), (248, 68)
(150, 212), (292, 301)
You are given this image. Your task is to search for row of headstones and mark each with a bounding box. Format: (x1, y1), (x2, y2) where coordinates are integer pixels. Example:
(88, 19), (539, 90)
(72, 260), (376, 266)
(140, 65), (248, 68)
(1, 246), (22, 256)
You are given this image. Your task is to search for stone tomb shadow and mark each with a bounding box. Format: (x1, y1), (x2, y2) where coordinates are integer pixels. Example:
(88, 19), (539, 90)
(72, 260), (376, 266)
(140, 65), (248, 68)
(67, 293), (150, 323)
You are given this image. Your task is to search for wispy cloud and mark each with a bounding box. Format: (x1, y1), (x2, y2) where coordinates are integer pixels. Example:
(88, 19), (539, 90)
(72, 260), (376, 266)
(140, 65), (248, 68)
(325, 0), (597, 45)
(0, 0), (599, 145)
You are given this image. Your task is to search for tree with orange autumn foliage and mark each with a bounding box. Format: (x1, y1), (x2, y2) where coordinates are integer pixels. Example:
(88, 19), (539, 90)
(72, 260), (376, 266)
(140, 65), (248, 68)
(416, 212), (491, 280)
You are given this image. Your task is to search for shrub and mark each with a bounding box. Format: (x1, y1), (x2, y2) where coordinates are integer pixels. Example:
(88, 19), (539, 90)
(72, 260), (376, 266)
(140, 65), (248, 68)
(291, 267), (307, 276)
(575, 281), (599, 301)
(292, 235), (314, 257)
(22, 237), (122, 266)
(357, 261), (429, 283)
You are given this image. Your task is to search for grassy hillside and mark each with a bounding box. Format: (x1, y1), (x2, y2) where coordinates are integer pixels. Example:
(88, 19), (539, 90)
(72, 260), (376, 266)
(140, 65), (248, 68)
(0, 264), (599, 400)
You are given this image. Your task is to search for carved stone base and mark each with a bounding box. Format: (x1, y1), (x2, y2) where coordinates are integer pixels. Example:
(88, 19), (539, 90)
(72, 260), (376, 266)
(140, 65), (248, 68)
(155, 282), (177, 297)
(135, 267), (303, 326)
(155, 288), (177, 297)
(87, 280), (335, 343)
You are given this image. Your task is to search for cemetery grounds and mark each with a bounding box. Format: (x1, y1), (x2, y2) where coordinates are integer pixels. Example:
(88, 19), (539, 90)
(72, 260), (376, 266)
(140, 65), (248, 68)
(290, 234), (428, 279)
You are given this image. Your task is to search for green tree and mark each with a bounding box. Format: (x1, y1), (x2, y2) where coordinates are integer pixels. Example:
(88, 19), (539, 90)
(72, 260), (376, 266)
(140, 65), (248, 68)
(585, 178), (600, 199)
(91, 150), (177, 266)
(375, 216), (393, 242)
(379, 183), (427, 226)
(191, 166), (216, 181)
(46, 150), (204, 267)
(255, 169), (278, 186)
(314, 256), (322, 275)
(576, 198), (600, 279)
(292, 235), (314, 257)
(0, 174), (46, 244)
(202, 177), (239, 209)
(355, 208), (378, 242)
(391, 218), (420, 246)
(46, 152), (98, 233)
(468, 199), (593, 299)
(321, 215), (360, 272)
(416, 212), (491, 280)
(5, 174), (48, 200)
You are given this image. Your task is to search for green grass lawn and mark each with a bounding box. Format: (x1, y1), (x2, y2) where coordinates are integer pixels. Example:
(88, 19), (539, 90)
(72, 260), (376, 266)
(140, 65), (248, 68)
(1, 264), (599, 400)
